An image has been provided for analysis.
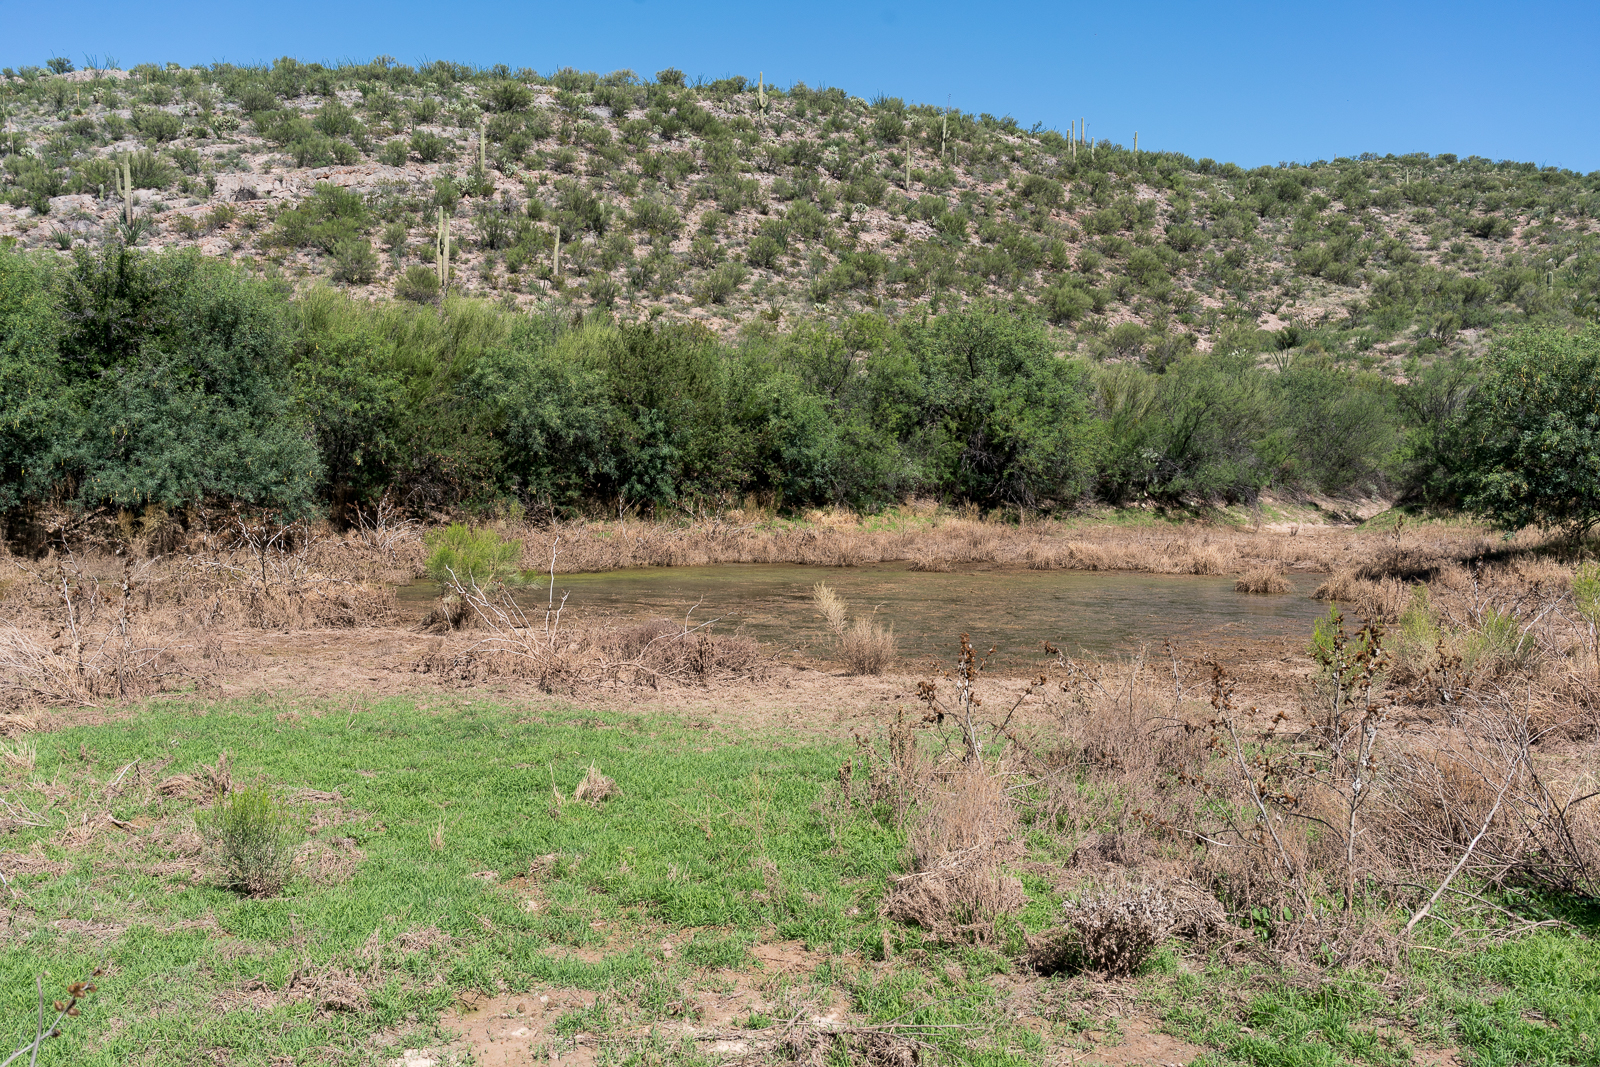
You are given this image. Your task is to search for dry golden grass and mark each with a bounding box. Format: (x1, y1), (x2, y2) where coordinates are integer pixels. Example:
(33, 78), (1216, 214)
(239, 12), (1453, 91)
(812, 581), (896, 675)
(1235, 564), (1293, 594)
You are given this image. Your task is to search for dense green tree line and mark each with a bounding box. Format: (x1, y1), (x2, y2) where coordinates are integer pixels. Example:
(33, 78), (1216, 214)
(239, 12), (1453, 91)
(2, 246), (1594, 533)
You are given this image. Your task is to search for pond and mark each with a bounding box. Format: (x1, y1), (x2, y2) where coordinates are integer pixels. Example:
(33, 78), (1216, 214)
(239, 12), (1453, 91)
(399, 563), (1328, 670)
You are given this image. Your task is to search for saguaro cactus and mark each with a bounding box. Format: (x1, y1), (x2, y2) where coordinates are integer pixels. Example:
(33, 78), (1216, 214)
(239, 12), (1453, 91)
(552, 223), (561, 277)
(435, 206), (451, 294)
(117, 153), (134, 224)
(756, 72), (768, 113)
(478, 113), (487, 173)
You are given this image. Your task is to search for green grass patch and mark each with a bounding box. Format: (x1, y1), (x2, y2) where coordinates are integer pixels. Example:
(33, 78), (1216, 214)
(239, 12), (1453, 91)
(2, 693), (1596, 1066)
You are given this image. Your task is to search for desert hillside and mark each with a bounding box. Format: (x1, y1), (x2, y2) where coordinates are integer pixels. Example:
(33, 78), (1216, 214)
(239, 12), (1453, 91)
(3, 57), (1596, 359)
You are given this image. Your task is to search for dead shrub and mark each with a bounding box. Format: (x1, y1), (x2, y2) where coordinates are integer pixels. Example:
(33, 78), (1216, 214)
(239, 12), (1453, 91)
(1029, 880), (1224, 977)
(1235, 564), (1291, 594)
(413, 609), (769, 692)
(882, 762), (1025, 943)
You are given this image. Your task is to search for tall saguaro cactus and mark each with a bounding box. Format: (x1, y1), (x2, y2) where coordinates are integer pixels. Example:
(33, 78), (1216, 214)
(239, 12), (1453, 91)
(117, 153), (134, 225)
(435, 206), (451, 294)
(552, 223), (561, 277)
(756, 72), (768, 114)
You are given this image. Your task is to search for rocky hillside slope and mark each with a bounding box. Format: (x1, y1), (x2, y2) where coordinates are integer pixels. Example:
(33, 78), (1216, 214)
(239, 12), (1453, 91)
(3, 57), (1596, 360)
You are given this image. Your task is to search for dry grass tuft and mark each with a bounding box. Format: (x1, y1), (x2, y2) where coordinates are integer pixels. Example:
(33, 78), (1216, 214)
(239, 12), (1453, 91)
(1235, 564), (1292, 594)
(0, 737), (37, 773)
(573, 765), (619, 806)
(812, 581), (896, 675)
(157, 752), (233, 803)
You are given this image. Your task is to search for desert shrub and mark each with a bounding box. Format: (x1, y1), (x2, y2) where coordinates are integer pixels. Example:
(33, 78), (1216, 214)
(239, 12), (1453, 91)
(125, 150), (176, 190)
(330, 239), (379, 284)
(290, 137), (335, 172)
(1166, 224), (1208, 252)
(698, 262), (748, 304)
(201, 783), (300, 897)
(628, 197), (679, 238)
(746, 235), (783, 270)
(395, 263), (440, 303)
(588, 274), (620, 308)
(132, 108), (182, 143)
(377, 139), (408, 167)
(273, 182), (370, 253)
(410, 131), (450, 163)
(484, 80), (533, 113)
(1041, 283), (1093, 324)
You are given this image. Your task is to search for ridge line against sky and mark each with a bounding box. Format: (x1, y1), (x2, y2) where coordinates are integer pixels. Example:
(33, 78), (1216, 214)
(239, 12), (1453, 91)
(6, 0), (1599, 173)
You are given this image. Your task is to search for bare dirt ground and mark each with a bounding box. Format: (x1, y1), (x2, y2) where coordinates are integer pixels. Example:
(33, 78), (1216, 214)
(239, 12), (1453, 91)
(173, 619), (1317, 740)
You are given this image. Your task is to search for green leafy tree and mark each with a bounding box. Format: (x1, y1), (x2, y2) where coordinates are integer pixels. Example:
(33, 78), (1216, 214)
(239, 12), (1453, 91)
(0, 250), (63, 515)
(1455, 326), (1600, 536)
(43, 247), (322, 514)
(892, 306), (1101, 506)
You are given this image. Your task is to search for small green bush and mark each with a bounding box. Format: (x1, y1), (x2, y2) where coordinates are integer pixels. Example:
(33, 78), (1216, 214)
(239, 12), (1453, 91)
(698, 262), (748, 304)
(201, 784), (300, 897)
(484, 81), (533, 113)
(425, 524), (527, 590)
(1574, 564), (1600, 627)
(746, 235), (782, 270)
(331, 240), (378, 284)
(133, 108), (182, 143)
(377, 139), (409, 167)
(410, 131), (450, 163)
(125, 149), (177, 190)
(395, 263), (440, 303)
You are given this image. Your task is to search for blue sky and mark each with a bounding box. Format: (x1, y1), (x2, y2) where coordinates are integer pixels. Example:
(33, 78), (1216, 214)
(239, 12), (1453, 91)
(6, 0), (1598, 172)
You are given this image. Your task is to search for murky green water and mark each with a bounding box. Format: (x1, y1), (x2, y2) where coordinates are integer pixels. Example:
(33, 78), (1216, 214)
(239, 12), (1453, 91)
(400, 563), (1326, 669)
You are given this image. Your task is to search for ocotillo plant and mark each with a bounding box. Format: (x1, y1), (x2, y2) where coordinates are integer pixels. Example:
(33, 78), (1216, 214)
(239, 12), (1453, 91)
(435, 206), (451, 294)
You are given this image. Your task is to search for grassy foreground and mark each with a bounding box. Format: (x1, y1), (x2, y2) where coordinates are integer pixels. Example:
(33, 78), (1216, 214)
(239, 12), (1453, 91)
(1, 694), (1596, 1066)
